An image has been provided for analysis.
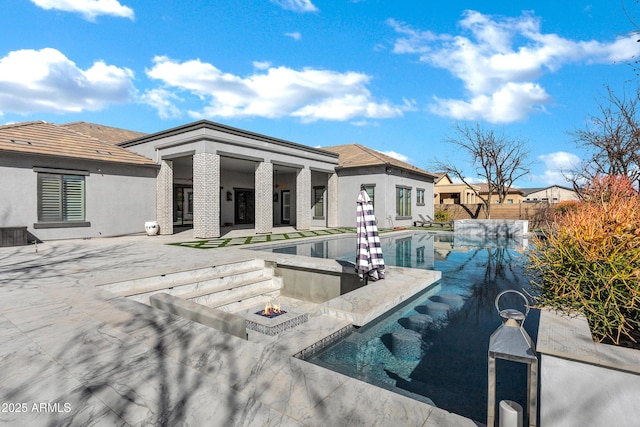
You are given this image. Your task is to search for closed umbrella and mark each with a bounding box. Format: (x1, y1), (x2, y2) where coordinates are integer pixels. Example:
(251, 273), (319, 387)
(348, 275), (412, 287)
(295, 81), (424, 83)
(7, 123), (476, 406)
(356, 185), (385, 282)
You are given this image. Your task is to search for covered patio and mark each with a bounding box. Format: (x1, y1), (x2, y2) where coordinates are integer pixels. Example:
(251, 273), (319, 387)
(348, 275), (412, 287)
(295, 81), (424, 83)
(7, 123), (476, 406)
(120, 121), (340, 238)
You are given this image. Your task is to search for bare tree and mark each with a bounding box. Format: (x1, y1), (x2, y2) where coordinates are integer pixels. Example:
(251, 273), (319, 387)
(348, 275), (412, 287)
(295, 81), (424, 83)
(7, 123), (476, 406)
(570, 86), (640, 193)
(432, 123), (531, 218)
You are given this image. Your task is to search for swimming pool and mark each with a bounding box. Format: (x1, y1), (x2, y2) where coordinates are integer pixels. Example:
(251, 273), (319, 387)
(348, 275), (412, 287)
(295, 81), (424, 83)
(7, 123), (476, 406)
(253, 231), (526, 270)
(292, 234), (537, 423)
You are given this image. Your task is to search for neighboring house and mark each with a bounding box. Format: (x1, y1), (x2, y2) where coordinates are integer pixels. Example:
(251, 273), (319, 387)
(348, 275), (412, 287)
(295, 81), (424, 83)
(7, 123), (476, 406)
(119, 120), (341, 238)
(433, 172), (480, 204)
(0, 121), (158, 241)
(522, 185), (579, 203)
(322, 144), (437, 229)
(476, 183), (525, 204)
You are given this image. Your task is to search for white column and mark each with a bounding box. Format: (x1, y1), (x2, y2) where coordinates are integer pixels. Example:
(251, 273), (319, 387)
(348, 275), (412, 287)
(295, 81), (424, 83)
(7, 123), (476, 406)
(255, 161), (273, 234)
(156, 159), (173, 235)
(327, 172), (339, 228)
(193, 153), (220, 238)
(296, 167), (311, 231)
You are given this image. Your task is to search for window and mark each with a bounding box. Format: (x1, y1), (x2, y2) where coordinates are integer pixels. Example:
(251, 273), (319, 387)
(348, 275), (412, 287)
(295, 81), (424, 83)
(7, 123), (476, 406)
(396, 186), (411, 218)
(363, 184), (375, 208)
(313, 186), (325, 218)
(416, 188), (425, 206)
(35, 168), (89, 228)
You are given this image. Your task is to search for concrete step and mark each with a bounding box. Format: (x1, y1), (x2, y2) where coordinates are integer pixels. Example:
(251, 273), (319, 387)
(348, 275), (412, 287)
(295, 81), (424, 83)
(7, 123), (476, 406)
(189, 279), (281, 309)
(219, 292), (281, 314)
(97, 258), (268, 294)
(116, 265), (268, 298)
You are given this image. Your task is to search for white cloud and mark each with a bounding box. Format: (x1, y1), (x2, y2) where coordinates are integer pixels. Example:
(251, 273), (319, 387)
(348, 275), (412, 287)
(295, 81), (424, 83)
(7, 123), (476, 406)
(285, 32), (302, 41)
(144, 56), (406, 122)
(139, 88), (182, 119)
(380, 150), (411, 163)
(0, 48), (135, 115)
(252, 61), (272, 70)
(389, 10), (640, 123)
(532, 151), (582, 185)
(430, 82), (550, 123)
(30, 0), (134, 21)
(270, 0), (318, 13)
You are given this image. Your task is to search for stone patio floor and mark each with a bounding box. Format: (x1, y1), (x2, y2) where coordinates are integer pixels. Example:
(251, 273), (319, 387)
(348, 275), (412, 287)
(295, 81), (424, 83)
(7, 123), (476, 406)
(0, 229), (479, 426)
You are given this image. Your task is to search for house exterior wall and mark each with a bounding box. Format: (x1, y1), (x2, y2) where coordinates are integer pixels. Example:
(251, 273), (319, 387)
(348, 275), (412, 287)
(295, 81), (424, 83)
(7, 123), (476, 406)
(485, 192), (524, 204)
(435, 183), (478, 204)
(0, 153), (157, 241)
(524, 186), (579, 203)
(335, 165), (434, 229)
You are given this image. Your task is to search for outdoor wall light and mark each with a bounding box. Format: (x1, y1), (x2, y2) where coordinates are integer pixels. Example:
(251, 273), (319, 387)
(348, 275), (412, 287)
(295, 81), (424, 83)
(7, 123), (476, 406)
(226, 191), (232, 201)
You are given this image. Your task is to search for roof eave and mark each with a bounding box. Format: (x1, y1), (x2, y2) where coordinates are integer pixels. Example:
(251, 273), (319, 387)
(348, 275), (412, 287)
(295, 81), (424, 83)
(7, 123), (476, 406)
(0, 148), (159, 169)
(119, 120), (340, 159)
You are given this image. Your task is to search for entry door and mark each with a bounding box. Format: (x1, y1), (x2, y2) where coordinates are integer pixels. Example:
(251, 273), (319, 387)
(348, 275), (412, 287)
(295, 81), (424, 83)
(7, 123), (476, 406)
(281, 190), (291, 224)
(235, 189), (255, 224)
(183, 188), (193, 222)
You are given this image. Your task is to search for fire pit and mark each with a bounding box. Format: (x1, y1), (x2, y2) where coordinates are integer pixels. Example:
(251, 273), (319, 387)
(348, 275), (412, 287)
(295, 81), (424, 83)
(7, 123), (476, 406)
(244, 301), (308, 336)
(256, 301), (287, 318)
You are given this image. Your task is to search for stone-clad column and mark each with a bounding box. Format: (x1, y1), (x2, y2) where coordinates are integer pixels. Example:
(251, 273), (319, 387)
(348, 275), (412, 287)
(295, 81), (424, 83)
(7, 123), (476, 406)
(193, 153), (220, 238)
(296, 167), (311, 231)
(156, 159), (173, 235)
(327, 172), (339, 228)
(255, 161), (273, 234)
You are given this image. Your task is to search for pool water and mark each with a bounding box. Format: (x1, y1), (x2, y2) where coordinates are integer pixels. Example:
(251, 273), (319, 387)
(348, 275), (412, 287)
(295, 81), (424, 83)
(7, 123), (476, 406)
(304, 234), (539, 423)
(255, 231), (527, 270)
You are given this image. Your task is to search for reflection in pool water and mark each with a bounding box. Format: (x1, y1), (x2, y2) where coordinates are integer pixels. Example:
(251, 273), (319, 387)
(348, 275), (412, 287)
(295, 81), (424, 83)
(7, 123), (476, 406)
(298, 234), (539, 423)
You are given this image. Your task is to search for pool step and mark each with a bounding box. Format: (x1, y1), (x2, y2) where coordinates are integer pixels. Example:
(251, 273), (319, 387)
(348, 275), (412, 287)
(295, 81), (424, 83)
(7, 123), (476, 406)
(97, 259), (281, 307)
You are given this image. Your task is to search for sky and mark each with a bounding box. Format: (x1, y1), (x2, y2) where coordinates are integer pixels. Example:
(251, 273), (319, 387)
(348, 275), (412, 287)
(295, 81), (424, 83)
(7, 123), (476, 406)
(1, 0), (639, 188)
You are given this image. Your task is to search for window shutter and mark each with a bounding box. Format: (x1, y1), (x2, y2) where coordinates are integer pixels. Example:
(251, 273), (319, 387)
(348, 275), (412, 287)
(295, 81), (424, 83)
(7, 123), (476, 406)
(39, 174), (62, 221)
(63, 175), (85, 221)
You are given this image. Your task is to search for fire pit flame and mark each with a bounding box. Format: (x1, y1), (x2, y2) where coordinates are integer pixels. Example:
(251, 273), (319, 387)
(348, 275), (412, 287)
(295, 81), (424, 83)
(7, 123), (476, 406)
(257, 301), (286, 318)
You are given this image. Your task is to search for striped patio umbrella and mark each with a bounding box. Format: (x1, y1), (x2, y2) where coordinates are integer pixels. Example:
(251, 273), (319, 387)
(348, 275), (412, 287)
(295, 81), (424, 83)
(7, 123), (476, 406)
(355, 187), (385, 282)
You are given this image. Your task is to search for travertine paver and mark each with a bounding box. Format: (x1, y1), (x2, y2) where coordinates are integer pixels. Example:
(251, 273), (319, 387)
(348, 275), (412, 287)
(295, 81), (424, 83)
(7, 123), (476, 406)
(0, 234), (475, 426)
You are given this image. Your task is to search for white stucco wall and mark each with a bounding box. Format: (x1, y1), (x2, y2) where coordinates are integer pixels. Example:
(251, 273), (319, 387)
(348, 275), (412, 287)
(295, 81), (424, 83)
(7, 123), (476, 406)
(0, 154), (157, 241)
(524, 186), (579, 203)
(336, 166), (435, 229)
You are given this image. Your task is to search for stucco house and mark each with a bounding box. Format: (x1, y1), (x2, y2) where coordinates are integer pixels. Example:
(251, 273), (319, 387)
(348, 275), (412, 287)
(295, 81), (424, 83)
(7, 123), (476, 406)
(476, 183), (525, 204)
(522, 185), (579, 203)
(0, 121), (158, 242)
(323, 144), (437, 229)
(433, 172), (479, 205)
(1, 120), (437, 241)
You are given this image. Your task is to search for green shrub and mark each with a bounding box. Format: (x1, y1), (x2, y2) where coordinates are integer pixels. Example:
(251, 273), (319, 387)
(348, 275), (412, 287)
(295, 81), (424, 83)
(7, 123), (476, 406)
(526, 175), (640, 345)
(434, 209), (451, 223)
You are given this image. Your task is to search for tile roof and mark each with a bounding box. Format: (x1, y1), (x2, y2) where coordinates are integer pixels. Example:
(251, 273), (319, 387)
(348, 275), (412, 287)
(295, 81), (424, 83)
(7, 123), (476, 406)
(322, 143), (436, 178)
(476, 183), (524, 194)
(0, 121), (156, 166)
(60, 121), (146, 144)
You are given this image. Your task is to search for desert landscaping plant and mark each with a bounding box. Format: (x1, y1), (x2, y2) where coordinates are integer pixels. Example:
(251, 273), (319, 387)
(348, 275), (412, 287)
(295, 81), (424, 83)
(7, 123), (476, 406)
(434, 209), (452, 223)
(526, 175), (640, 346)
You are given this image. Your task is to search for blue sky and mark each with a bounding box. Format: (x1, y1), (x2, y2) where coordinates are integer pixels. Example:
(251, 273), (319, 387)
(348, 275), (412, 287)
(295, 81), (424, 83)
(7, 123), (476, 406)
(1, 0), (639, 187)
